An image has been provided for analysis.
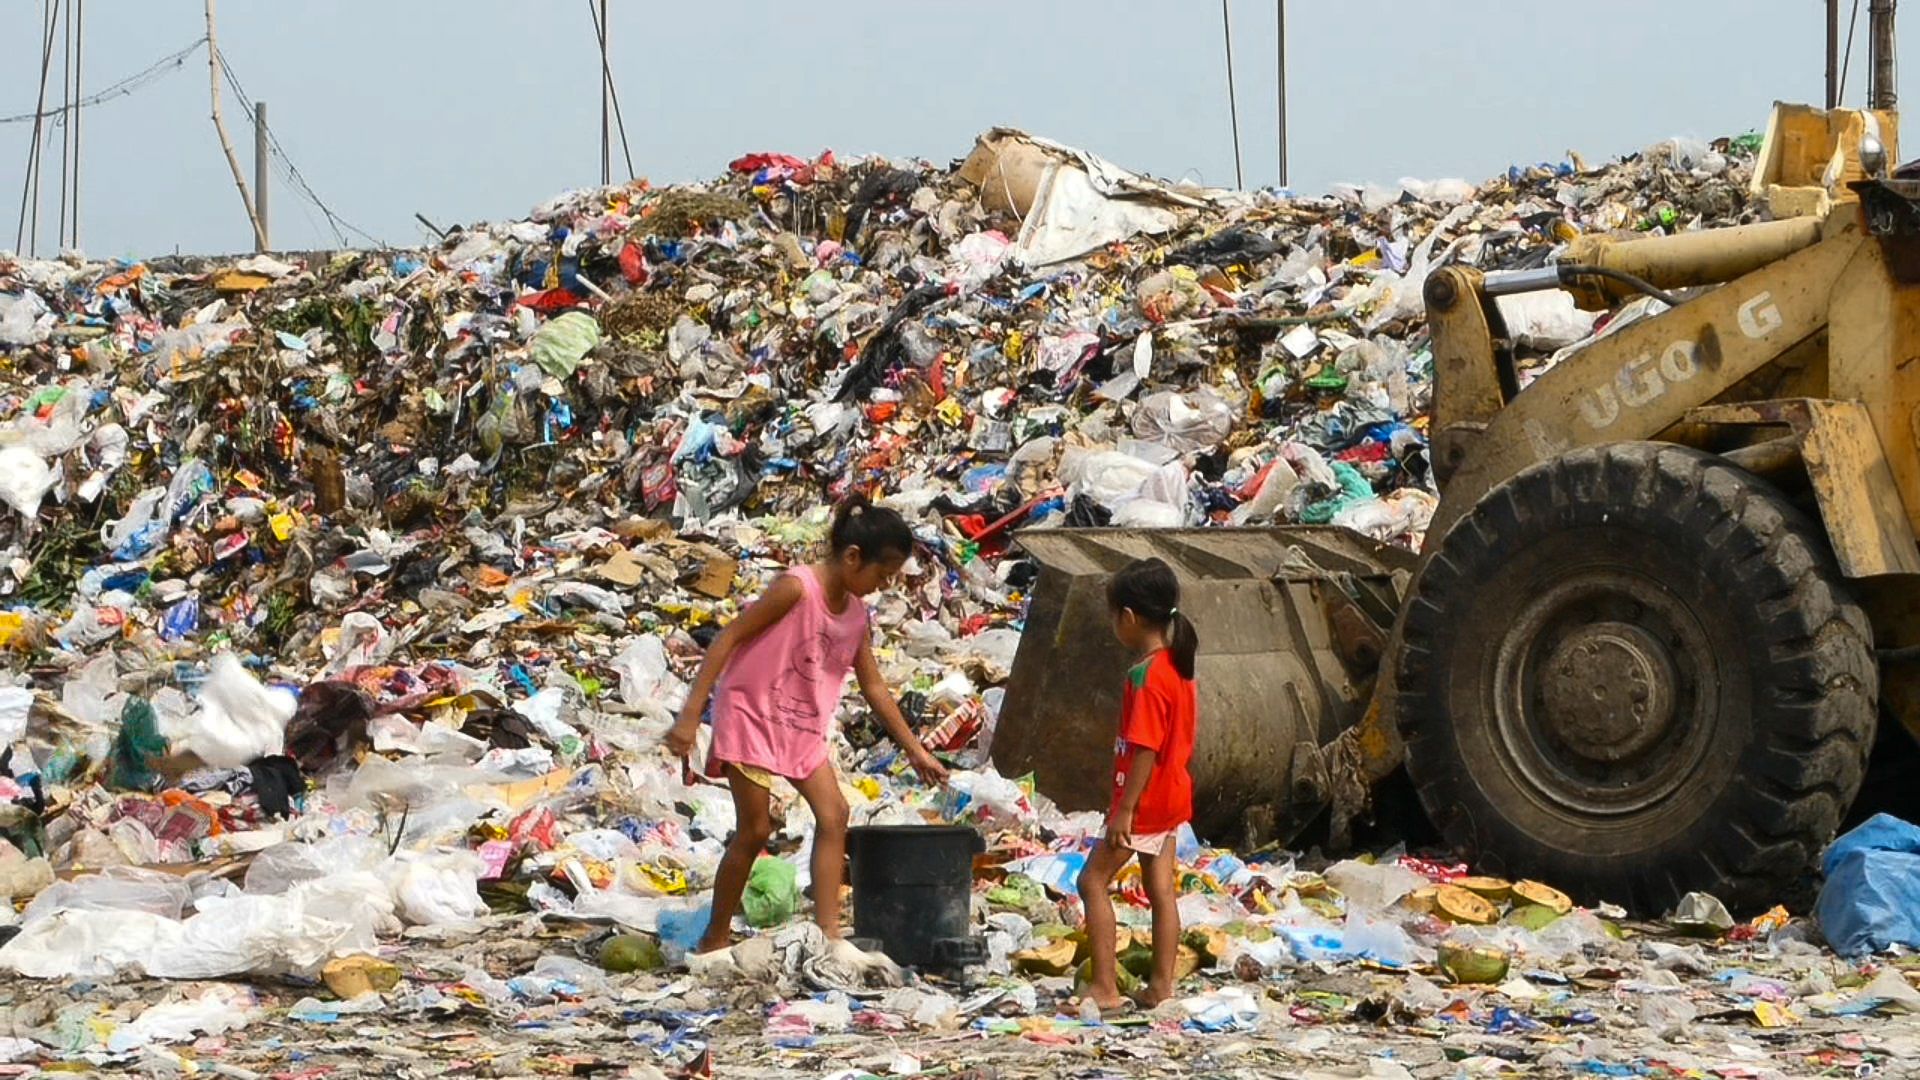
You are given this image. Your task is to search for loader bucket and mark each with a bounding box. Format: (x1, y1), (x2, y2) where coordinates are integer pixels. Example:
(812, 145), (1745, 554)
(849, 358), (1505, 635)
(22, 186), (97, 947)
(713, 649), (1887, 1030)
(992, 527), (1412, 848)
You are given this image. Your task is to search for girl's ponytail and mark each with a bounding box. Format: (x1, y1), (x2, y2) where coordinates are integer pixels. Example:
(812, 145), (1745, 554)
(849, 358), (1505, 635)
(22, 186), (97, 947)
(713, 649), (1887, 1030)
(1105, 556), (1200, 679)
(1166, 608), (1198, 681)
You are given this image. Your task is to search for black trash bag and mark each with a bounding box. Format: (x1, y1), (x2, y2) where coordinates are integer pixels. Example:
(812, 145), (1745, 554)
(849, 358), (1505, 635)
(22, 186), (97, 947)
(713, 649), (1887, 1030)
(248, 755), (306, 819)
(1165, 227), (1283, 268)
(284, 681), (376, 775)
(833, 283), (950, 403)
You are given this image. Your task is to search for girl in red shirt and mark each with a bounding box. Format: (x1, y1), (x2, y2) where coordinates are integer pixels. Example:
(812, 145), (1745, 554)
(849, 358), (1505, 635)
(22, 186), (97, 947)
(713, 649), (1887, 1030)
(1076, 556), (1199, 1012)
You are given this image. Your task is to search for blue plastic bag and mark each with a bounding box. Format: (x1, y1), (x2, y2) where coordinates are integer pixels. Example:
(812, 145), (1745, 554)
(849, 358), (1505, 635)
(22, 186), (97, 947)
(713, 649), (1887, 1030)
(1815, 813), (1920, 957)
(657, 903), (713, 954)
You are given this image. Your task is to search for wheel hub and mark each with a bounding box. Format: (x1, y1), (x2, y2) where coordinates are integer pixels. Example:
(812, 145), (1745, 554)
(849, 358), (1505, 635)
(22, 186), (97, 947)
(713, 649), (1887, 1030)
(1491, 570), (1719, 818)
(1536, 621), (1677, 763)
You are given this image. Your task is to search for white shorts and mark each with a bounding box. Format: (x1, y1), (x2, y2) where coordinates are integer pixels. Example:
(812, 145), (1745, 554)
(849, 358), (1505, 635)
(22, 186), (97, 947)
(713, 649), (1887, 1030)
(1125, 830), (1175, 858)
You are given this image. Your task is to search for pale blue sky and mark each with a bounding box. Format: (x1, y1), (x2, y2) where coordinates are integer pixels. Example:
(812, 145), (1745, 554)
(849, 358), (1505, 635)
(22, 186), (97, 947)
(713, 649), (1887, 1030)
(0, 1), (1880, 258)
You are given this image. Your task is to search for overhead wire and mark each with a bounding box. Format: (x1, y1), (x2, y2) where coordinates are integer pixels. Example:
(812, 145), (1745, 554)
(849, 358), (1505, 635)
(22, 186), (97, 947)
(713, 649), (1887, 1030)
(0, 36), (206, 125)
(216, 51), (383, 248)
(1220, 0), (1244, 189)
(584, 0), (635, 181)
(1841, 0), (1863, 103)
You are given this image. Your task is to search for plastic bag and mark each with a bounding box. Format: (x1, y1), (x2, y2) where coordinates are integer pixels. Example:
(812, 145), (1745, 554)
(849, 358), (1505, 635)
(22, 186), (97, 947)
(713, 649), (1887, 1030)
(1324, 858), (1427, 912)
(106, 985), (258, 1052)
(107, 696), (168, 792)
(0, 446), (53, 518)
(610, 635), (685, 711)
(1816, 813), (1920, 956)
(1180, 986), (1261, 1032)
(323, 611), (390, 677)
(743, 856), (800, 929)
(166, 653), (294, 769)
(1131, 389), (1234, 454)
(385, 849), (488, 928)
(0, 686), (29, 747)
(243, 835), (387, 895)
(102, 487), (168, 558)
(1495, 290), (1599, 350)
(0, 291), (53, 346)
(148, 319), (247, 370)
(529, 311), (601, 379)
(22, 867), (191, 924)
(60, 653), (123, 731)
(657, 903), (713, 957)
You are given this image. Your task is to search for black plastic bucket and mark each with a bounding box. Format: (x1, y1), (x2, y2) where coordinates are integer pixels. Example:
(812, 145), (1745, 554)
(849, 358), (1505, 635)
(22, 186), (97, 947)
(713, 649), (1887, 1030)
(846, 824), (984, 969)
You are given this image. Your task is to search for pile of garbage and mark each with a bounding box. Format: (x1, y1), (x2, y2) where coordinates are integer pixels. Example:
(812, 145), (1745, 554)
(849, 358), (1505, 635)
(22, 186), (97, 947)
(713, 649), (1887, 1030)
(4, 125), (1889, 1073)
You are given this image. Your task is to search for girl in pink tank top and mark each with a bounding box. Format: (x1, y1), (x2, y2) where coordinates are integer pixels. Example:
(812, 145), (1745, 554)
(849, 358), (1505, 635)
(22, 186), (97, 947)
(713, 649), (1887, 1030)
(665, 495), (948, 953)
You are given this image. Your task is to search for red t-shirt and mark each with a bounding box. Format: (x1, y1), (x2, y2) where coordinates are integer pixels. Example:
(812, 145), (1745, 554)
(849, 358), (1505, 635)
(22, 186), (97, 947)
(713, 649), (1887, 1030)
(1110, 649), (1197, 835)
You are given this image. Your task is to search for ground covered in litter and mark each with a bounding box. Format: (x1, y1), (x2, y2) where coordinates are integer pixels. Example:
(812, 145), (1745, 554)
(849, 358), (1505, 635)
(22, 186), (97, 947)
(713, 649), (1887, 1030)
(4, 125), (1914, 1077)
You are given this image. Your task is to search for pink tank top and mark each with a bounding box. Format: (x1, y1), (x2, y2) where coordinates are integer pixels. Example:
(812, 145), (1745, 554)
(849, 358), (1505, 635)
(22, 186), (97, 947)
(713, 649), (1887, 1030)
(705, 566), (870, 781)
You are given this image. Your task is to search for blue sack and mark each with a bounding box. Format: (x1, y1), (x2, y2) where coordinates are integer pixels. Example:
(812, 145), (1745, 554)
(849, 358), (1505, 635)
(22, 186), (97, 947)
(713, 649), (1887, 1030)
(1815, 813), (1920, 957)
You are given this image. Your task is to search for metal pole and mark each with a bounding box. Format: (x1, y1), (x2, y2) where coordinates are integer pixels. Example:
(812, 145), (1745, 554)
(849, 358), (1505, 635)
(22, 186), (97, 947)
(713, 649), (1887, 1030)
(599, 0), (610, 187)
(254, 100), (269, 251)
(22, 0), (61, 256)
(1871, 0), (1897, 109)
(57, 0), (70, 248)
(1276, 0), (1288, 187)
(1829, 0), (1842, 109)
(70, 0), (82, 249)
(1221, 0), (1244, 189)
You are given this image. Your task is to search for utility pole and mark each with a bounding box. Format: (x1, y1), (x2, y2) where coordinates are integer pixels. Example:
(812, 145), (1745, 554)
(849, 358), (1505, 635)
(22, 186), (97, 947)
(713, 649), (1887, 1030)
(1828, 0), (1842, 109)
(1870, 0), (1898, 109)
(69, 0), (82, 249)
(599, 0), (611, 187)
(254, 101), (270, 252)
(1221, 0), (1243, 189)
(206, 0), (265, 251)
(1276, 0), (1288, 187)
(57, 0), (71, 249)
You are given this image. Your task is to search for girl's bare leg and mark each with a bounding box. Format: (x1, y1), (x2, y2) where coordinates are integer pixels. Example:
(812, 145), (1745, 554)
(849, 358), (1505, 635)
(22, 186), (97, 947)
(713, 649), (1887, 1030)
(1141, 841), (1181, 1006)
(699, 767), (774, 953)
(793, 762), (852, 938)
(1075, 841), (1135, 1010)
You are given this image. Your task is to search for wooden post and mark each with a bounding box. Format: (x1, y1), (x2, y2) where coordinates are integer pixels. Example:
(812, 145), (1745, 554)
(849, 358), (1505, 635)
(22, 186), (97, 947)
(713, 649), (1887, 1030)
(206, 0), (265, 251)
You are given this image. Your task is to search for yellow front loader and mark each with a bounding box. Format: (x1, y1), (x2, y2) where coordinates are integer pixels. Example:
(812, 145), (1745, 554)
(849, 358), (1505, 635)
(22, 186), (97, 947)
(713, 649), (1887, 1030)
(995, 104), (1920, 912)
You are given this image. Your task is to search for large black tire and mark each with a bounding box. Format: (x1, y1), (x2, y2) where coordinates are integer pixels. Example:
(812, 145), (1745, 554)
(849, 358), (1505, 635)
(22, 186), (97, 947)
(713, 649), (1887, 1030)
(1397, 442), (1876, 914)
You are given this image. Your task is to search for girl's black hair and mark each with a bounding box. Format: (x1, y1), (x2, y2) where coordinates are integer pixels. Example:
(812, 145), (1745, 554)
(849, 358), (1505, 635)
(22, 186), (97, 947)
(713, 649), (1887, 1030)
(1106, 556), (1198, 680)
(828, 493), (914, 562)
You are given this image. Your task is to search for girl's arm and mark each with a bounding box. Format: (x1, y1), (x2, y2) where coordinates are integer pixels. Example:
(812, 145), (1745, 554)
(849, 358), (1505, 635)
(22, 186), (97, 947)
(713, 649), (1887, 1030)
(663, 575), (804, 757)
(853, 631), (950, 784)
(1108, 746), (1157, 849)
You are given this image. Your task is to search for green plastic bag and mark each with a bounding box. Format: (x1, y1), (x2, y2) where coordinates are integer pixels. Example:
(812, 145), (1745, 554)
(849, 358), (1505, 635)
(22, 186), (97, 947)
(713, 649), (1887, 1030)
(530, 311), (602, 379)
(108, 696), (168, 792)
(742, 856), (799, 929)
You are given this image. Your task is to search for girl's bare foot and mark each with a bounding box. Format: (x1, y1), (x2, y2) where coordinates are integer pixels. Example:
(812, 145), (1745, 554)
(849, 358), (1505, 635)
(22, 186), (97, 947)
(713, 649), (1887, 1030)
(1139, 981), (1175, 1008)
(693, 933), (733, 955)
